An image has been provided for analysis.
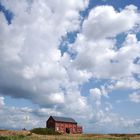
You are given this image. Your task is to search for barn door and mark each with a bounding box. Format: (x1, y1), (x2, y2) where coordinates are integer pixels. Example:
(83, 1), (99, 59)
(66, 128), (70, 134)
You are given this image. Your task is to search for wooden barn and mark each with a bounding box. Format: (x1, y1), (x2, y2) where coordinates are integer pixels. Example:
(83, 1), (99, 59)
(46, 116), (83, 134)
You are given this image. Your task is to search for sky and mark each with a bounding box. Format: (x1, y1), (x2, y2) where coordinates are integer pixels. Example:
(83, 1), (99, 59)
(0, 0), (140, 134)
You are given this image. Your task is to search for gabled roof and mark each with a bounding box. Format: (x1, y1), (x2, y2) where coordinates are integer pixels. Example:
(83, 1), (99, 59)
(51, 116), (77, 124)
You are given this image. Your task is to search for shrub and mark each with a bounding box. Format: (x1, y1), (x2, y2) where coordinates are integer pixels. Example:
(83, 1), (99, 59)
(30, 128), (60, 135)
(0, 136), (10, 140)
(0, 136), (27, 140)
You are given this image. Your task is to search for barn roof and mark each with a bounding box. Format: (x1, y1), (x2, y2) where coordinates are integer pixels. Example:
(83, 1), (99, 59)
(51, 116), (77, 123)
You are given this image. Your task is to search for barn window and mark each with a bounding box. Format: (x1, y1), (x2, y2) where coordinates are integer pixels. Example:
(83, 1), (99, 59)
(56, 127), (59, 131)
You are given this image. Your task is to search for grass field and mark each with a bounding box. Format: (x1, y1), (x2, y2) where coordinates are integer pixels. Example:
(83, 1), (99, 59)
(0, 130), (140, 140)
(0, 135), (140, 140)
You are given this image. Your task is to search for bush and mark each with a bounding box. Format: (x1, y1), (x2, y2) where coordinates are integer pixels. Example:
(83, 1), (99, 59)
(0, 136), (27, 140)
(30, 128), (60, 135)
(0, 136), (10, 140)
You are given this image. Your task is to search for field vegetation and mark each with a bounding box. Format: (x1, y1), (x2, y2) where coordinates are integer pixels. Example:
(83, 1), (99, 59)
(30, 128), (60, 135)
(0, 129), (140, 140)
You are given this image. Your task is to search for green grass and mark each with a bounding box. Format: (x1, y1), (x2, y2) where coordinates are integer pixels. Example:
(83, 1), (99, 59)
(0, 135), (29, 140)
(93, 138), (130, 140)
(1, 133), (140, 140)
(0, 136), (132, 140)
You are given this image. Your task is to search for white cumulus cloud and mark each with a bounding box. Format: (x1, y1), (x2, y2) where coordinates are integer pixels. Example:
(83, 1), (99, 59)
(0, 97), (5, 108)
(83, 5), (139, 40)
(129, 92), (140, 103)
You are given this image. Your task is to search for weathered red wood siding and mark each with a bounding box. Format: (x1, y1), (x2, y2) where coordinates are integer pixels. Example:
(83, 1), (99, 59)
(77, 125), (83, 134)
(55, 122), (77, 134)
(46, 116), (83, 134)
(46, 116), (55, 130)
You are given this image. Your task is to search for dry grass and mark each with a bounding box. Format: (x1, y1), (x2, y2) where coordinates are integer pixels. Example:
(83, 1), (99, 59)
(32, 134), (127, 140)
(0, 130), (140, 140)
(0, 130), (31, 136)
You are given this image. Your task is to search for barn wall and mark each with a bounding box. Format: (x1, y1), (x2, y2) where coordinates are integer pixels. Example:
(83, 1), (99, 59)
(46, 116), (83, 134)
(47, 117), (55, 130)
(77, 125), (83, 134)
(55, 122), (77, 134)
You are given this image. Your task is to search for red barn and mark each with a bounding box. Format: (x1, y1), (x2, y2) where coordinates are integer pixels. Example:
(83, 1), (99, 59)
(46, 116), (83, 134)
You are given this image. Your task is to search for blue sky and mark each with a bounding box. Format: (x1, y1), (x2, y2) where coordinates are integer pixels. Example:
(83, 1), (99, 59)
(0, 0), (140, 133)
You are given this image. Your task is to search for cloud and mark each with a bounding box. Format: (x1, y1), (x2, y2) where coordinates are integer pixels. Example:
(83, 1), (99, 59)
(82, 5), (139, 40)
(0, 96), (5, 108)
(72, 33), (140, 80)
(90, 88), (102, 106)
(87, 109), (140, 133)
(129, 92), (140, 103)
(113, 77), (140, 90)
(0, 0), (89, 108)
(0, 106), (49, 130)
(71, 5), (140, 84)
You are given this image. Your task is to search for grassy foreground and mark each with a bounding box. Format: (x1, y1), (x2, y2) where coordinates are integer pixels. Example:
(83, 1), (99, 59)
(0, 130), (140, 140)
(0, 134), (140, 140)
